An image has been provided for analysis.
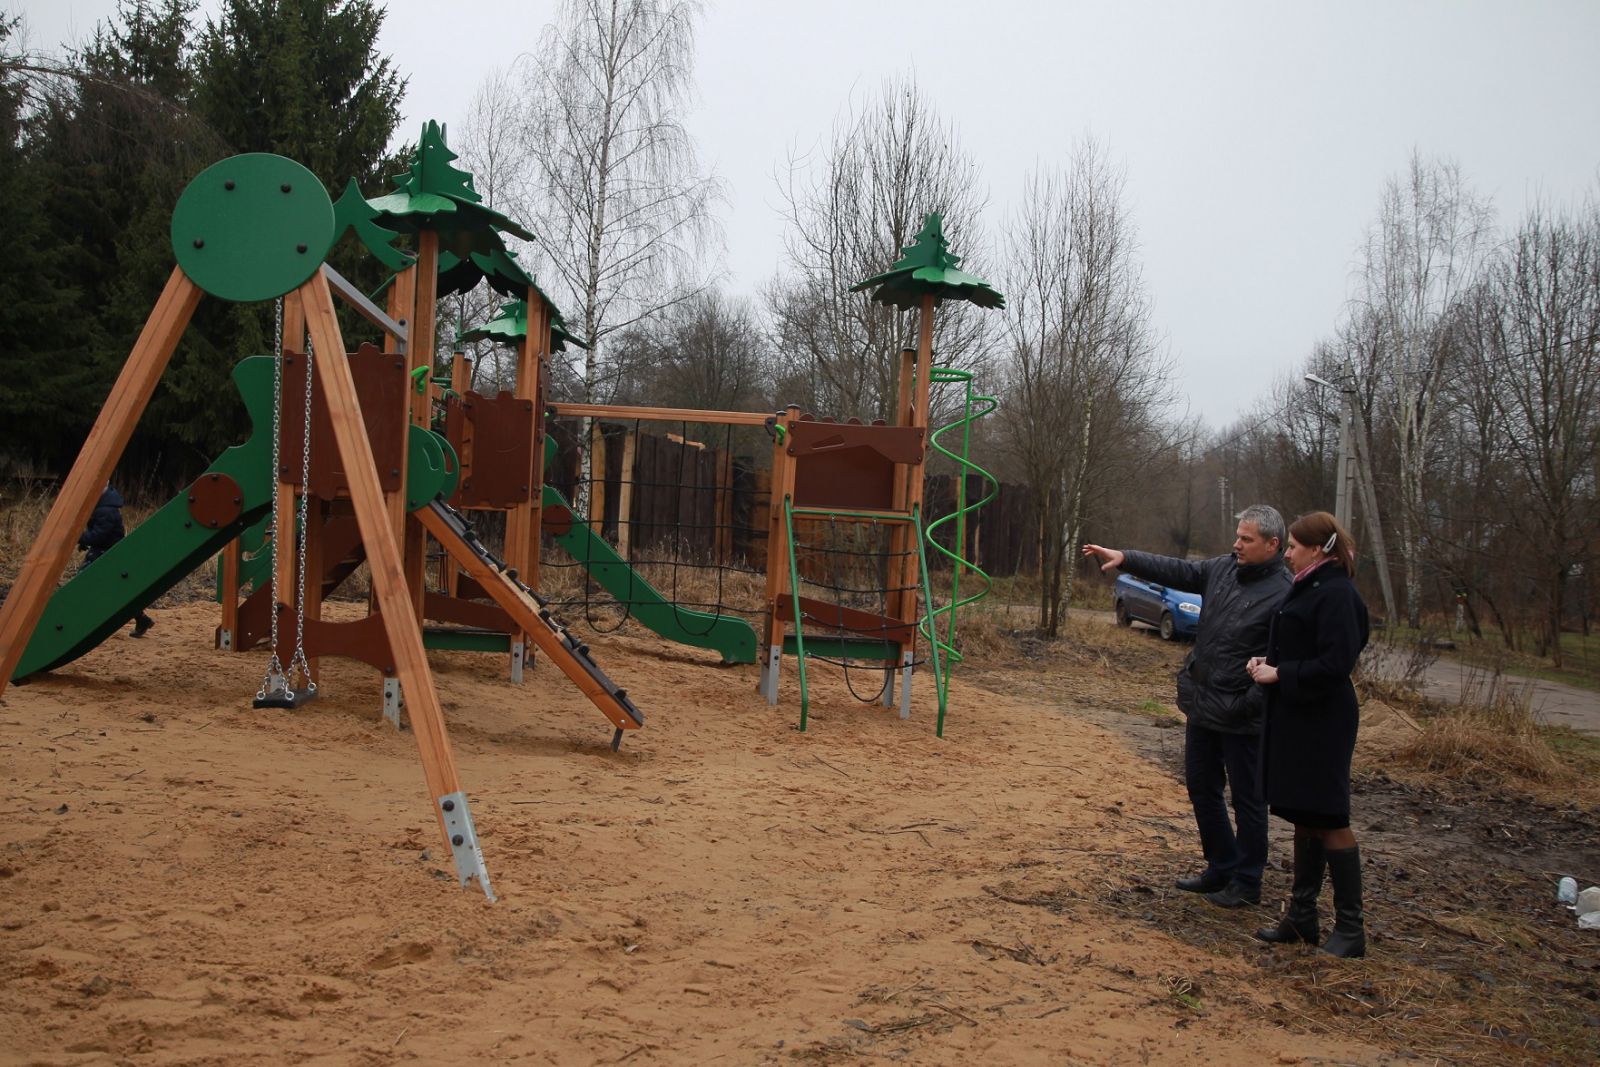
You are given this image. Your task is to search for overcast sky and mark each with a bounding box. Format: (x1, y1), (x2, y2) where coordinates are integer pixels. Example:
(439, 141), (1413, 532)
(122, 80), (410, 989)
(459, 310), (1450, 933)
(12, 0), (1600, 427)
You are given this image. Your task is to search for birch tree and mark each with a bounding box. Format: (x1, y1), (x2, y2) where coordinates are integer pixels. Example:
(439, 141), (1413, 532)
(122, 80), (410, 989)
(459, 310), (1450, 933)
(516, 0), (721, 406)
(996, 138), (1170, 637)
(1482, 200), (1600, 663)
(1356, 152), (1493, 626)
(768, 75), (989, 422)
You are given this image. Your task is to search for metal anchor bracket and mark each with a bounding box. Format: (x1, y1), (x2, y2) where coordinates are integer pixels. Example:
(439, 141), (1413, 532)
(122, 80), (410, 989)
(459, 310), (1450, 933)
(438, 791), (494, 902)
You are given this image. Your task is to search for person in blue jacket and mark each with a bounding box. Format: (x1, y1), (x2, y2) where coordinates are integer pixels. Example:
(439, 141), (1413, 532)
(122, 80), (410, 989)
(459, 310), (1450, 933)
(1247, 511), (1371, 957)
(1084, 504), (1291, 909)
(78, 484), (154, 637)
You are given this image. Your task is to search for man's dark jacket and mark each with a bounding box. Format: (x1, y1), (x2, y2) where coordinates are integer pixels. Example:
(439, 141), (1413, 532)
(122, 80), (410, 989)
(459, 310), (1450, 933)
(1120, 550), (1291, 735)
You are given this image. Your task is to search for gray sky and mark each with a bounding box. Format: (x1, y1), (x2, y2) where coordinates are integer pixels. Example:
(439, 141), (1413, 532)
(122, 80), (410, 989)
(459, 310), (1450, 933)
(13, 0), (1600, 427)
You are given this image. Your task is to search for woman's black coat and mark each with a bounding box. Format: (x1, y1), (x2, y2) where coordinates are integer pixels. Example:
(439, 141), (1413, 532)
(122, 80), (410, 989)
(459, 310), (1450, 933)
(1263, 565), (1370, 817)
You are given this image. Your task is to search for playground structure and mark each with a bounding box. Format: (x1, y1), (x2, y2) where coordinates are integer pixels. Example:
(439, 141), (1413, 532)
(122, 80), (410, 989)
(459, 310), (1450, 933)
(0, 124), (1002, 902)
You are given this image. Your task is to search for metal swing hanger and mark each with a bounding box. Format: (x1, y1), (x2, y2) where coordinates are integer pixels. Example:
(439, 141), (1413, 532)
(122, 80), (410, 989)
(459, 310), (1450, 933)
(254, 296), (318, 710)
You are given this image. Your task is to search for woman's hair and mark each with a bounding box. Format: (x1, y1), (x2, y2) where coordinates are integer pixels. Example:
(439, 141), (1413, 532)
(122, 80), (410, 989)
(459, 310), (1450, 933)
(1289, 511), (1357, 574)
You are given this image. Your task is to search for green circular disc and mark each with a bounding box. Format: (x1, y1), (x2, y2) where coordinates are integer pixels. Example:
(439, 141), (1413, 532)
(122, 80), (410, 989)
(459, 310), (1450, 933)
(170, 154), (336, 303)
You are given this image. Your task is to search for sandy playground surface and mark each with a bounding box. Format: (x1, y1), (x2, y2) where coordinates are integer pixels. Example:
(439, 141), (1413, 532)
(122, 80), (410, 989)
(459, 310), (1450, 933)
(0, 601), (1398, 1065)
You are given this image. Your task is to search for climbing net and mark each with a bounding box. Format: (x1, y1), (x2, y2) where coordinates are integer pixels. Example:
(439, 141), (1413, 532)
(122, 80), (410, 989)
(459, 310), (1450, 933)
(538, 416), (770, 635)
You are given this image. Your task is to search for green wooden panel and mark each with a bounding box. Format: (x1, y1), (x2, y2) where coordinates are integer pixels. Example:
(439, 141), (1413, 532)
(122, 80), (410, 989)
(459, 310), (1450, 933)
(19, 357), (278, 677)
(170, 154), (336, 303)
(423, 627), (511, 653)
(780, 635), (899, 661)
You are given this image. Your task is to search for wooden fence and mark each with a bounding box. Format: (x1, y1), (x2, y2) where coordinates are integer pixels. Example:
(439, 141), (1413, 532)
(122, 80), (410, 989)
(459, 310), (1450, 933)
(546, 422), (1040, 578)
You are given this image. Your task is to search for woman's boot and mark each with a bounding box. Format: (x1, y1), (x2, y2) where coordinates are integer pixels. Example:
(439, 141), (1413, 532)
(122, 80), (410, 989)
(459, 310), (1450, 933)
(1321, 846), (1366, 958)
(1255, 835), (1324, 945)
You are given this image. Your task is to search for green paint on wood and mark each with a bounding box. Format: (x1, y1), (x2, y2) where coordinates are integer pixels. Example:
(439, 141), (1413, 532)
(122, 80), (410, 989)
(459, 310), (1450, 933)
(461, 298), (586, 353)
(367, 121), (534, 249)
(540, 475), (756, 664)
(850, 212), (1004, 310)
(332, 178), (411, 271)
(18, 357), (279, 677)
(170, 154), (336, 303)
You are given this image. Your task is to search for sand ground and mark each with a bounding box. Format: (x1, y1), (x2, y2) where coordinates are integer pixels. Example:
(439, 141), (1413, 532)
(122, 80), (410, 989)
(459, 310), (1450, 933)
(2, 602), (1395, 1065)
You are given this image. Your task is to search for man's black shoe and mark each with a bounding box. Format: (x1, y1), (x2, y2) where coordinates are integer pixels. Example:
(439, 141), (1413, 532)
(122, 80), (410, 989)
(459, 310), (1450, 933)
(1175, 871), (1229, 894)
(1205, 880), (1261, 908)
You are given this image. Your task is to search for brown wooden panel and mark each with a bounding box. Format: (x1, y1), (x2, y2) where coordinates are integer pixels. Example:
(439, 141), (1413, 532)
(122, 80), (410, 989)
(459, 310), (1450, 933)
(423, 591), (514, 632)
(303, 611), (394, 674)
(281, 342), (407, 499)
(773, 594), (915, 645)
(455, 391), (535, 508)
(187, 472), (243, 530)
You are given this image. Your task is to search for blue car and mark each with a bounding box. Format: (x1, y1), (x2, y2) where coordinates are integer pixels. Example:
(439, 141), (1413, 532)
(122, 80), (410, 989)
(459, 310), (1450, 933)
(1114, 573), (1202, 641)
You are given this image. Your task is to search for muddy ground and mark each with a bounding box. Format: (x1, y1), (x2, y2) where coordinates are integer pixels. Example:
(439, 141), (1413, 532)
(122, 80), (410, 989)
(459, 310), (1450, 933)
(1, 602), (1597, 1065)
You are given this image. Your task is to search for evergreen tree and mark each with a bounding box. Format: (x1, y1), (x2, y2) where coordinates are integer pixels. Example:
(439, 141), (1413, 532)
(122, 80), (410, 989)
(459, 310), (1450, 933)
(1, 0), (408, 480)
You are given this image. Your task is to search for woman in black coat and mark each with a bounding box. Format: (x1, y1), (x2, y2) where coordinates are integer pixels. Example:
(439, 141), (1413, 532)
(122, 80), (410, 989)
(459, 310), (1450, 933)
(1246, 511), (1370, 957)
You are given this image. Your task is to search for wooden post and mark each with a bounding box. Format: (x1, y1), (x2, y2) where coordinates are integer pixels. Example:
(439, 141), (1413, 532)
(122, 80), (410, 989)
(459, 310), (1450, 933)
(617, 427), (637, 561)
(888, 347), (918, 650)
(383, 264), (417, 544)
(218, 536), (241, 649)
(763, 406), (801, 659)
(899, 299), (937, 655)
(588, 420), (608, 533)
(303, 498), (324, 684)
(0, 268), (201, 696)
(402, 235), (439, 621)
(301, 273), (472, 860)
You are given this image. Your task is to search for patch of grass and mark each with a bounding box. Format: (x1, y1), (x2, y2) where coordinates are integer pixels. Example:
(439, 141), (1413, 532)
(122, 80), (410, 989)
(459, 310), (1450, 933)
(1130, 698), (1182, 728)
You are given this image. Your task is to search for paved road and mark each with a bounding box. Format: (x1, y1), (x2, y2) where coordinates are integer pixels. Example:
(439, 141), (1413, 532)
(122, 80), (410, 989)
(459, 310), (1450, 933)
(1082, 607), (1600, 738)
(1416, 658), (1600, 737)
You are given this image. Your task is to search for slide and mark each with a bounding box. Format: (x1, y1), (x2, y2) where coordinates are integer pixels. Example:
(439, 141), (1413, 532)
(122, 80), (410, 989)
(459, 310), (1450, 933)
(15, 358), (277, 680)
(417, 500), (645, 747)
(540, 482), (757, 665)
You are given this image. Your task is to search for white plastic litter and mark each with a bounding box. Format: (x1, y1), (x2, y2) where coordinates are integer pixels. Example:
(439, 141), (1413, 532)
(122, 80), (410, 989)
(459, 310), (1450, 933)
(1558, 876), (1578, 904)
(1576, 886), (1600, 917)
(1580, 911), (1600, 931)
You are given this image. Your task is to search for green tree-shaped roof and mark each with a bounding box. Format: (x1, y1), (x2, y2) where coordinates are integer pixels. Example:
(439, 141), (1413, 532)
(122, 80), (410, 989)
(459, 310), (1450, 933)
(461, 299), (586, 353)
(332, 178), (411, 271)
(850, 213), (1004, 310)
(366, 121), (535, 252)
(437, 243), (536, 299)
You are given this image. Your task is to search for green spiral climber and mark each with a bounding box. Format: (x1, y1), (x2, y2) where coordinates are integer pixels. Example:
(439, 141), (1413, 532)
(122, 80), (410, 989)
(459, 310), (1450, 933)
(920, 368), (999, 736)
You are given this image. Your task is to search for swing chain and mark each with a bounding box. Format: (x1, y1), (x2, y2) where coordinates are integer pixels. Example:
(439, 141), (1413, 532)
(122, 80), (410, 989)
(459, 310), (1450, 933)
(257, 297), (288, 701)
(287, 328), (316, 694)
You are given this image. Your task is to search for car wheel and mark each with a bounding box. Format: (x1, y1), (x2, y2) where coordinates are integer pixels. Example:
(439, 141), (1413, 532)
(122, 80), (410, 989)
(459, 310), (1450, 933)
(1159, 612), (1177, 641)
(1115, 600), (1132, 627)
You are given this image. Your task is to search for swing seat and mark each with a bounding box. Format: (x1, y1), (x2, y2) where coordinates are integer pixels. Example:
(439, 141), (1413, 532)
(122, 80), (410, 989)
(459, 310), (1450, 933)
(252, 686), (318, 710)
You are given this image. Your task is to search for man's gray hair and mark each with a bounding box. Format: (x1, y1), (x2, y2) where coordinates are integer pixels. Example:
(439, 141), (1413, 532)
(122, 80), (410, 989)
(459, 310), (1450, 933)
(1237, 504), (1285, 547)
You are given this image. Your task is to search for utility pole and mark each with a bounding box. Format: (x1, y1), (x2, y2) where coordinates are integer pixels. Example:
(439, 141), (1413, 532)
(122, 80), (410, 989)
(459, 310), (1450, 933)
(1307, 372), (1398, 626)
(1218, 476), (1230, 538)
(1305, 373), (1353, 528)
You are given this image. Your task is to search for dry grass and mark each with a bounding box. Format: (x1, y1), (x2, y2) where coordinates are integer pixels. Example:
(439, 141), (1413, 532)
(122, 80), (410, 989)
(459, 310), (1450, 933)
(0, 481), (218, 605)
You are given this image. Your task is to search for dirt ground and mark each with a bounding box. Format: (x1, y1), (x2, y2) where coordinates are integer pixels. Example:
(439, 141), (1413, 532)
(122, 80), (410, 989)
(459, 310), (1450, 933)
(2, 602), (1596, 1065)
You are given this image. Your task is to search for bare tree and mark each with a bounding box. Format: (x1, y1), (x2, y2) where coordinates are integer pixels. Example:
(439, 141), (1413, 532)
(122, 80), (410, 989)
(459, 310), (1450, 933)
(768, 74), (989, 421)
(995, 138), (1171, 637)
(454, 64), (533, 391)
(1353, 151), (1494, 626)
(609, 287), (771, 412)
(1480, 200), (1600, 663)
(515, 0), (721, 406)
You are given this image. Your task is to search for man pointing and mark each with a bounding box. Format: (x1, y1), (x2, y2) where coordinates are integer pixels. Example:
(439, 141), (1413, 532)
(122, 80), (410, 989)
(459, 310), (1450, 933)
(1083, 505), (1290, 908)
